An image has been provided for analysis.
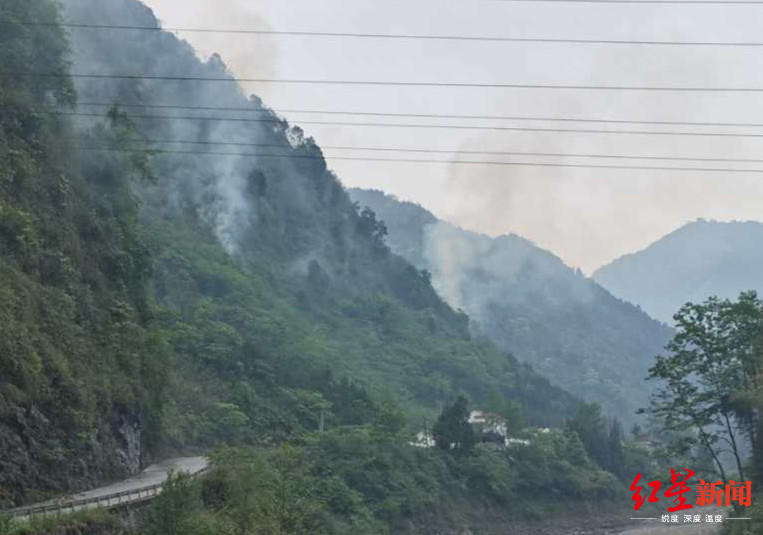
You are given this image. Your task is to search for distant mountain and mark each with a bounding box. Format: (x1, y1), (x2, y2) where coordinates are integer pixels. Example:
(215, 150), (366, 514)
(593, 220), (763, 324)
(350, 189), (674, 420)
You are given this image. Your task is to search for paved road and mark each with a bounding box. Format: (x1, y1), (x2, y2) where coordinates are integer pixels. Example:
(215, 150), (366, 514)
(11, 456), (208, 517)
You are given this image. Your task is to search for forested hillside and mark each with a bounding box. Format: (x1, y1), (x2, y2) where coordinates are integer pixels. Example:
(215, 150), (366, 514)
(0, 1), (633, 527)
(594, 219), (763, 324)
(0, 0), (170, 506)
(57, 0), (579, 435)
(350, 189), (673, 420)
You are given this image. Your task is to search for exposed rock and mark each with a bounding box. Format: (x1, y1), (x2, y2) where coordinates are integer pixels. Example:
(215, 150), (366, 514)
(0, 387), (144, 508)
(111, 409), (142, 476)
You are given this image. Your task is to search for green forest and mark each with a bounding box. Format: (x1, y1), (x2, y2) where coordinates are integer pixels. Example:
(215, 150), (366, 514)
(1, 0), (761, 534)
(349, 188), (674, 421)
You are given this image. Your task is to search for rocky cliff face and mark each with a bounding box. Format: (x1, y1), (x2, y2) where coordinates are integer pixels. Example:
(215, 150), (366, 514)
(0, 389), (144, 507)
(112, 410), (142, 477)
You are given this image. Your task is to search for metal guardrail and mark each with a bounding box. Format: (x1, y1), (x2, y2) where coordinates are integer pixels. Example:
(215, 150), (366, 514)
(7, 466), (210, 518)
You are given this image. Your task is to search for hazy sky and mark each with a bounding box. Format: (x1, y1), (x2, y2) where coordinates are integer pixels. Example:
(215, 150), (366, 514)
(142, 0), (763, 273)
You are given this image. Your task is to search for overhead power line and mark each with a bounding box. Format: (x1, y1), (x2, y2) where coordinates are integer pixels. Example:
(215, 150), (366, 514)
(131, 137), (763, 164)
(11, 72), (763, 92)
(63, 111), (763, 138)
(77, 101), (763, 128)
(78, 146), (763, 173)
(13, 21), (763, 46)
(493, 0), (763, 4)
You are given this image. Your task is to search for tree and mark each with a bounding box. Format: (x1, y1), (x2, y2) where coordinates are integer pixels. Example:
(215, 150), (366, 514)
(486, 390), (527, 436)
(567, 403), (608, 468)
(355, 206), (389, 254)
(645, 291), (763, 483)
(0, 513), (13, 535)
(372, 400), (406, 438)
(755, 323), (763, 485)
(148, 471), (201, 535)
(565, 407), (627, 480)
(606, 419), (625, 479)
(433, 396), (475, 454)
(212, 446), (323, 535)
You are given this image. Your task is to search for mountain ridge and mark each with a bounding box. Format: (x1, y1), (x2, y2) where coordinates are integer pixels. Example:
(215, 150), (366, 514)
(350, 188), (674, 421)
(593, 219), (763, 324)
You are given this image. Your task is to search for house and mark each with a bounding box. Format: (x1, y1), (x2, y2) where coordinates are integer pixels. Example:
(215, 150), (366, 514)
(410, 410), (531, 449)
(469, 410), (509, 440)
(409, 430), (435, 448)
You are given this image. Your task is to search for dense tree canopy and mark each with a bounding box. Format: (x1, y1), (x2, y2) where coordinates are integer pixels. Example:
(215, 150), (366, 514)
(433, 396), (475, 454)
(0, 0), (170, 506)
(646, 291), (762, 484)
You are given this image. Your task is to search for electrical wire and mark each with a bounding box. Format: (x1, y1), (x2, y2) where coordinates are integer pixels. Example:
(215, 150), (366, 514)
(10, 72), (763, 92)
(125, 137), (763, 164)
(76, 101), (763, 128)
(62, 111), (763, 138)
(10, 21), (763, 46)
(79, 146), (763, 173)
